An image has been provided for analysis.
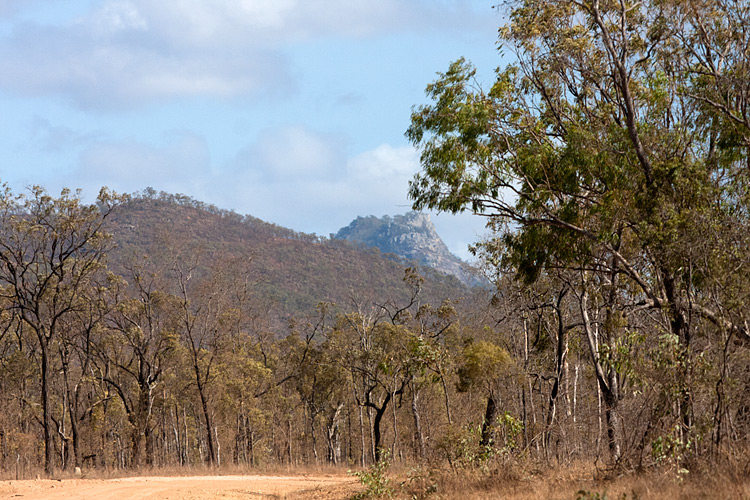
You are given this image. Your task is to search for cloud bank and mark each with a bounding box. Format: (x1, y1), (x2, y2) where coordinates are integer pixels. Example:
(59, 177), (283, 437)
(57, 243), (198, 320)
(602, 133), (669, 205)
(0, 0), (488, 109)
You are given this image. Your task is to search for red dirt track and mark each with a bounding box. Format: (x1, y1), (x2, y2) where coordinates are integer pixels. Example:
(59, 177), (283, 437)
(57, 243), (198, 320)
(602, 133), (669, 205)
(0, 474), (359, 499)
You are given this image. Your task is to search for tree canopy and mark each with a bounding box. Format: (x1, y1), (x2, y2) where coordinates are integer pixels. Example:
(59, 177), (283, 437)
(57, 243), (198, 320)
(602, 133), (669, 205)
(407, 0), (750, 345)
(407, 0), (750, 463)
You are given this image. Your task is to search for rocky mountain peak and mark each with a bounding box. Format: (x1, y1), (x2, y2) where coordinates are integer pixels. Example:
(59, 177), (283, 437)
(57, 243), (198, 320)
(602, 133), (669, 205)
(334, 212), (478, 285)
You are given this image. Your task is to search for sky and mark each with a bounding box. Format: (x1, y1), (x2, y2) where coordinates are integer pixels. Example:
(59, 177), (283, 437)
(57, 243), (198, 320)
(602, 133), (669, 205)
(0, 0), (505, 260)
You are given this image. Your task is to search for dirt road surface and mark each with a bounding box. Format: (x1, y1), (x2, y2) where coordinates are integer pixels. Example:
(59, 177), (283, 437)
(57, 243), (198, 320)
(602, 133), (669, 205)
(0, 474), (359, 500)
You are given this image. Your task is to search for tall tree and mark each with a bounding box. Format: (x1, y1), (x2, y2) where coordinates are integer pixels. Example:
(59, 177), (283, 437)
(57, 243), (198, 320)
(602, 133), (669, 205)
(172, 253), (252, 466)
(0, 185), (120, 474)
(100, 258), (178, 467)
(406, 0), (750, 460)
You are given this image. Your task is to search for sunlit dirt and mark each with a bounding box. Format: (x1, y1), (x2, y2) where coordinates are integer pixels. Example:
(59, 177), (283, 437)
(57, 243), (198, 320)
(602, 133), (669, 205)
(0, 474), (359, 500)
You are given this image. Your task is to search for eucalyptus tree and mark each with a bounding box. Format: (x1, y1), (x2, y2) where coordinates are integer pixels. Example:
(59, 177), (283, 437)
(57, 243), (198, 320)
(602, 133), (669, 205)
(56, 275), (117, 470)
(294, 340), (347, 464)
(407, 0), (750, 462)
(172, 252), (254, 466)
(330, 312), (410, 463)
(405, 300), (458, 459)
(99, 258), (179, 466)
(0, 185), (120, 474)
(329, 270), (426, 463)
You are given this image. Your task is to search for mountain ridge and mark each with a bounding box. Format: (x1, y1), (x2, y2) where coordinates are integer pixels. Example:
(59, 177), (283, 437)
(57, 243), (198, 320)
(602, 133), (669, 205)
(105, 192), (472, 324)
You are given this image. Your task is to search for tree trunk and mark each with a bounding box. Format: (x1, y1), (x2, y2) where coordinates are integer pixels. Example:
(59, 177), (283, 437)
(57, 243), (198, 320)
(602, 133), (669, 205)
(480, 394), (500, 447)
(196, 373), (216, 465)
(69, 401), (80, 469)
(61, 355), (81, 469)
(440, 371), (453, 425)
(411, 387), (426, 459)
(130, 415), (143, 467)
(145, 424), (154, 466)
(581, 287), (623, 463)
(371, 392), (393, 462)
(358, 405), (365, 466)
(545, 289), (568, 453)
(325, 404), (343, 465)
(287, 418), (293, 465)
(368, 407), (376, 463)
(310, 407), (319, 464)
(40, 341), (54, 475)
(662, 271), (693, 437)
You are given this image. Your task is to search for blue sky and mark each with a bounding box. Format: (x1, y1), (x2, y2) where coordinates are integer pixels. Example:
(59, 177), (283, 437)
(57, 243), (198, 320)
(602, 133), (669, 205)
(0, 0), (504, 259)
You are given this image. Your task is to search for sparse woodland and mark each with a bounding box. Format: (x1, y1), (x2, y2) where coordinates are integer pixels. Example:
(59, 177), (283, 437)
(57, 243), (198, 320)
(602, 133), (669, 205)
(2, 0), (750, 497)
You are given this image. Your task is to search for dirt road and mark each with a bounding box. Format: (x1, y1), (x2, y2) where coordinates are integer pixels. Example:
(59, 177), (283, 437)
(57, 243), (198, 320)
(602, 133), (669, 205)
(0, 474), (359, 500)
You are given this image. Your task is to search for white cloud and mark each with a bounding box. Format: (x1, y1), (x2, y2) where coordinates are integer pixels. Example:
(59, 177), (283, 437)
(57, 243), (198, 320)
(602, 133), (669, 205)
(90, 1), (147, 36)
(31, 116), (99, 152)
(220, 139), (486, 258)
(0, 3), (295, 108)
(348, 144), (418, 182)
(0, 0), (491, 108)
(132, 0), (463, 46)
(18, 128), (486, 258)
(0, 0), (38, 17)
(8, 36), (292, 108)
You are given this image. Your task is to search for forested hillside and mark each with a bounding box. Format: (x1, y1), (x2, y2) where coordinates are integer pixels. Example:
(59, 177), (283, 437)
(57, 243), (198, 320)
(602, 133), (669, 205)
(109, 190), (469, 322)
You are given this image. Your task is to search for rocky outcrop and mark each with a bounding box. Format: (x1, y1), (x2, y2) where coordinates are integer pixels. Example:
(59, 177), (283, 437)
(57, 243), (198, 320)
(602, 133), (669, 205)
(335, 212), (479, 286)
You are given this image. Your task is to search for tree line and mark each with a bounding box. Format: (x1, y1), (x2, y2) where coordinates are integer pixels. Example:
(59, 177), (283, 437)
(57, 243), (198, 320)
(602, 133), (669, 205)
(0, 181), (747, 479)
(0, 185), (489, 476)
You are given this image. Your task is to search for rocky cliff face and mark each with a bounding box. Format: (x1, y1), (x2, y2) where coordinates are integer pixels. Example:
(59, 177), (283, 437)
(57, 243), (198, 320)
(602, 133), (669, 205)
(335, 212), (478, 286)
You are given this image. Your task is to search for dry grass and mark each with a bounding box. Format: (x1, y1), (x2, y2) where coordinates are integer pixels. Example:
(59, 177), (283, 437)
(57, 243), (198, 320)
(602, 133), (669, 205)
(391, 461), (750, 500)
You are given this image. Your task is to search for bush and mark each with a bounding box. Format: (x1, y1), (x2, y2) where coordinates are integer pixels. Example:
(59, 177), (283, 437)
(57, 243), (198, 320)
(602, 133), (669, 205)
(350, 450), (394, 499)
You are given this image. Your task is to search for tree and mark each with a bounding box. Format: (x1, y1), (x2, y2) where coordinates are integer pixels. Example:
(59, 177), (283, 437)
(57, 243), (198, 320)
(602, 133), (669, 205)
(457, 339), (518, 448)
(0, 185), (120, 474)
(172, 252), (253, 466)
(56, 275), (115, 470)
(329, 270), (426, 463)
(99, 258), (178, 467)
(407, 0), (750, 462)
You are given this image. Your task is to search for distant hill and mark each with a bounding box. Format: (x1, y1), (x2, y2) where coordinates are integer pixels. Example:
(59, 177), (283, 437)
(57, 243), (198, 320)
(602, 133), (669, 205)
(106, 191), (472, 324)
(334, 212), (480, 286)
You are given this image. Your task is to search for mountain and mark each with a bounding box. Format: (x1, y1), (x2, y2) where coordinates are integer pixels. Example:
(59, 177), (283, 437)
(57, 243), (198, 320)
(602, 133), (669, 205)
(334, 212), (480, 286)
(106, 192), (472, 324)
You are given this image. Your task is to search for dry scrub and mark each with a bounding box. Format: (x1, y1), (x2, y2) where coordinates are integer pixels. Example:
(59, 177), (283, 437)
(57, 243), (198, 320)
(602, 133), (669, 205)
(383, 461), (750, 500)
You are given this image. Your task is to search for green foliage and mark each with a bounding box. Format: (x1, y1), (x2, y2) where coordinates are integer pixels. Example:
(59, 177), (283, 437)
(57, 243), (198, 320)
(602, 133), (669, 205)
(407, 0), (750, 469)
(436, 424), (494, 470)
(650, 424), (694, 471)
(495, 412), (523, 453)
(350, 450), (394, 499)
(457, 340), (514, 393)
(598, 330), (645, 388)
(406, 0), (750, 341)
(436, 412), (523, 471)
